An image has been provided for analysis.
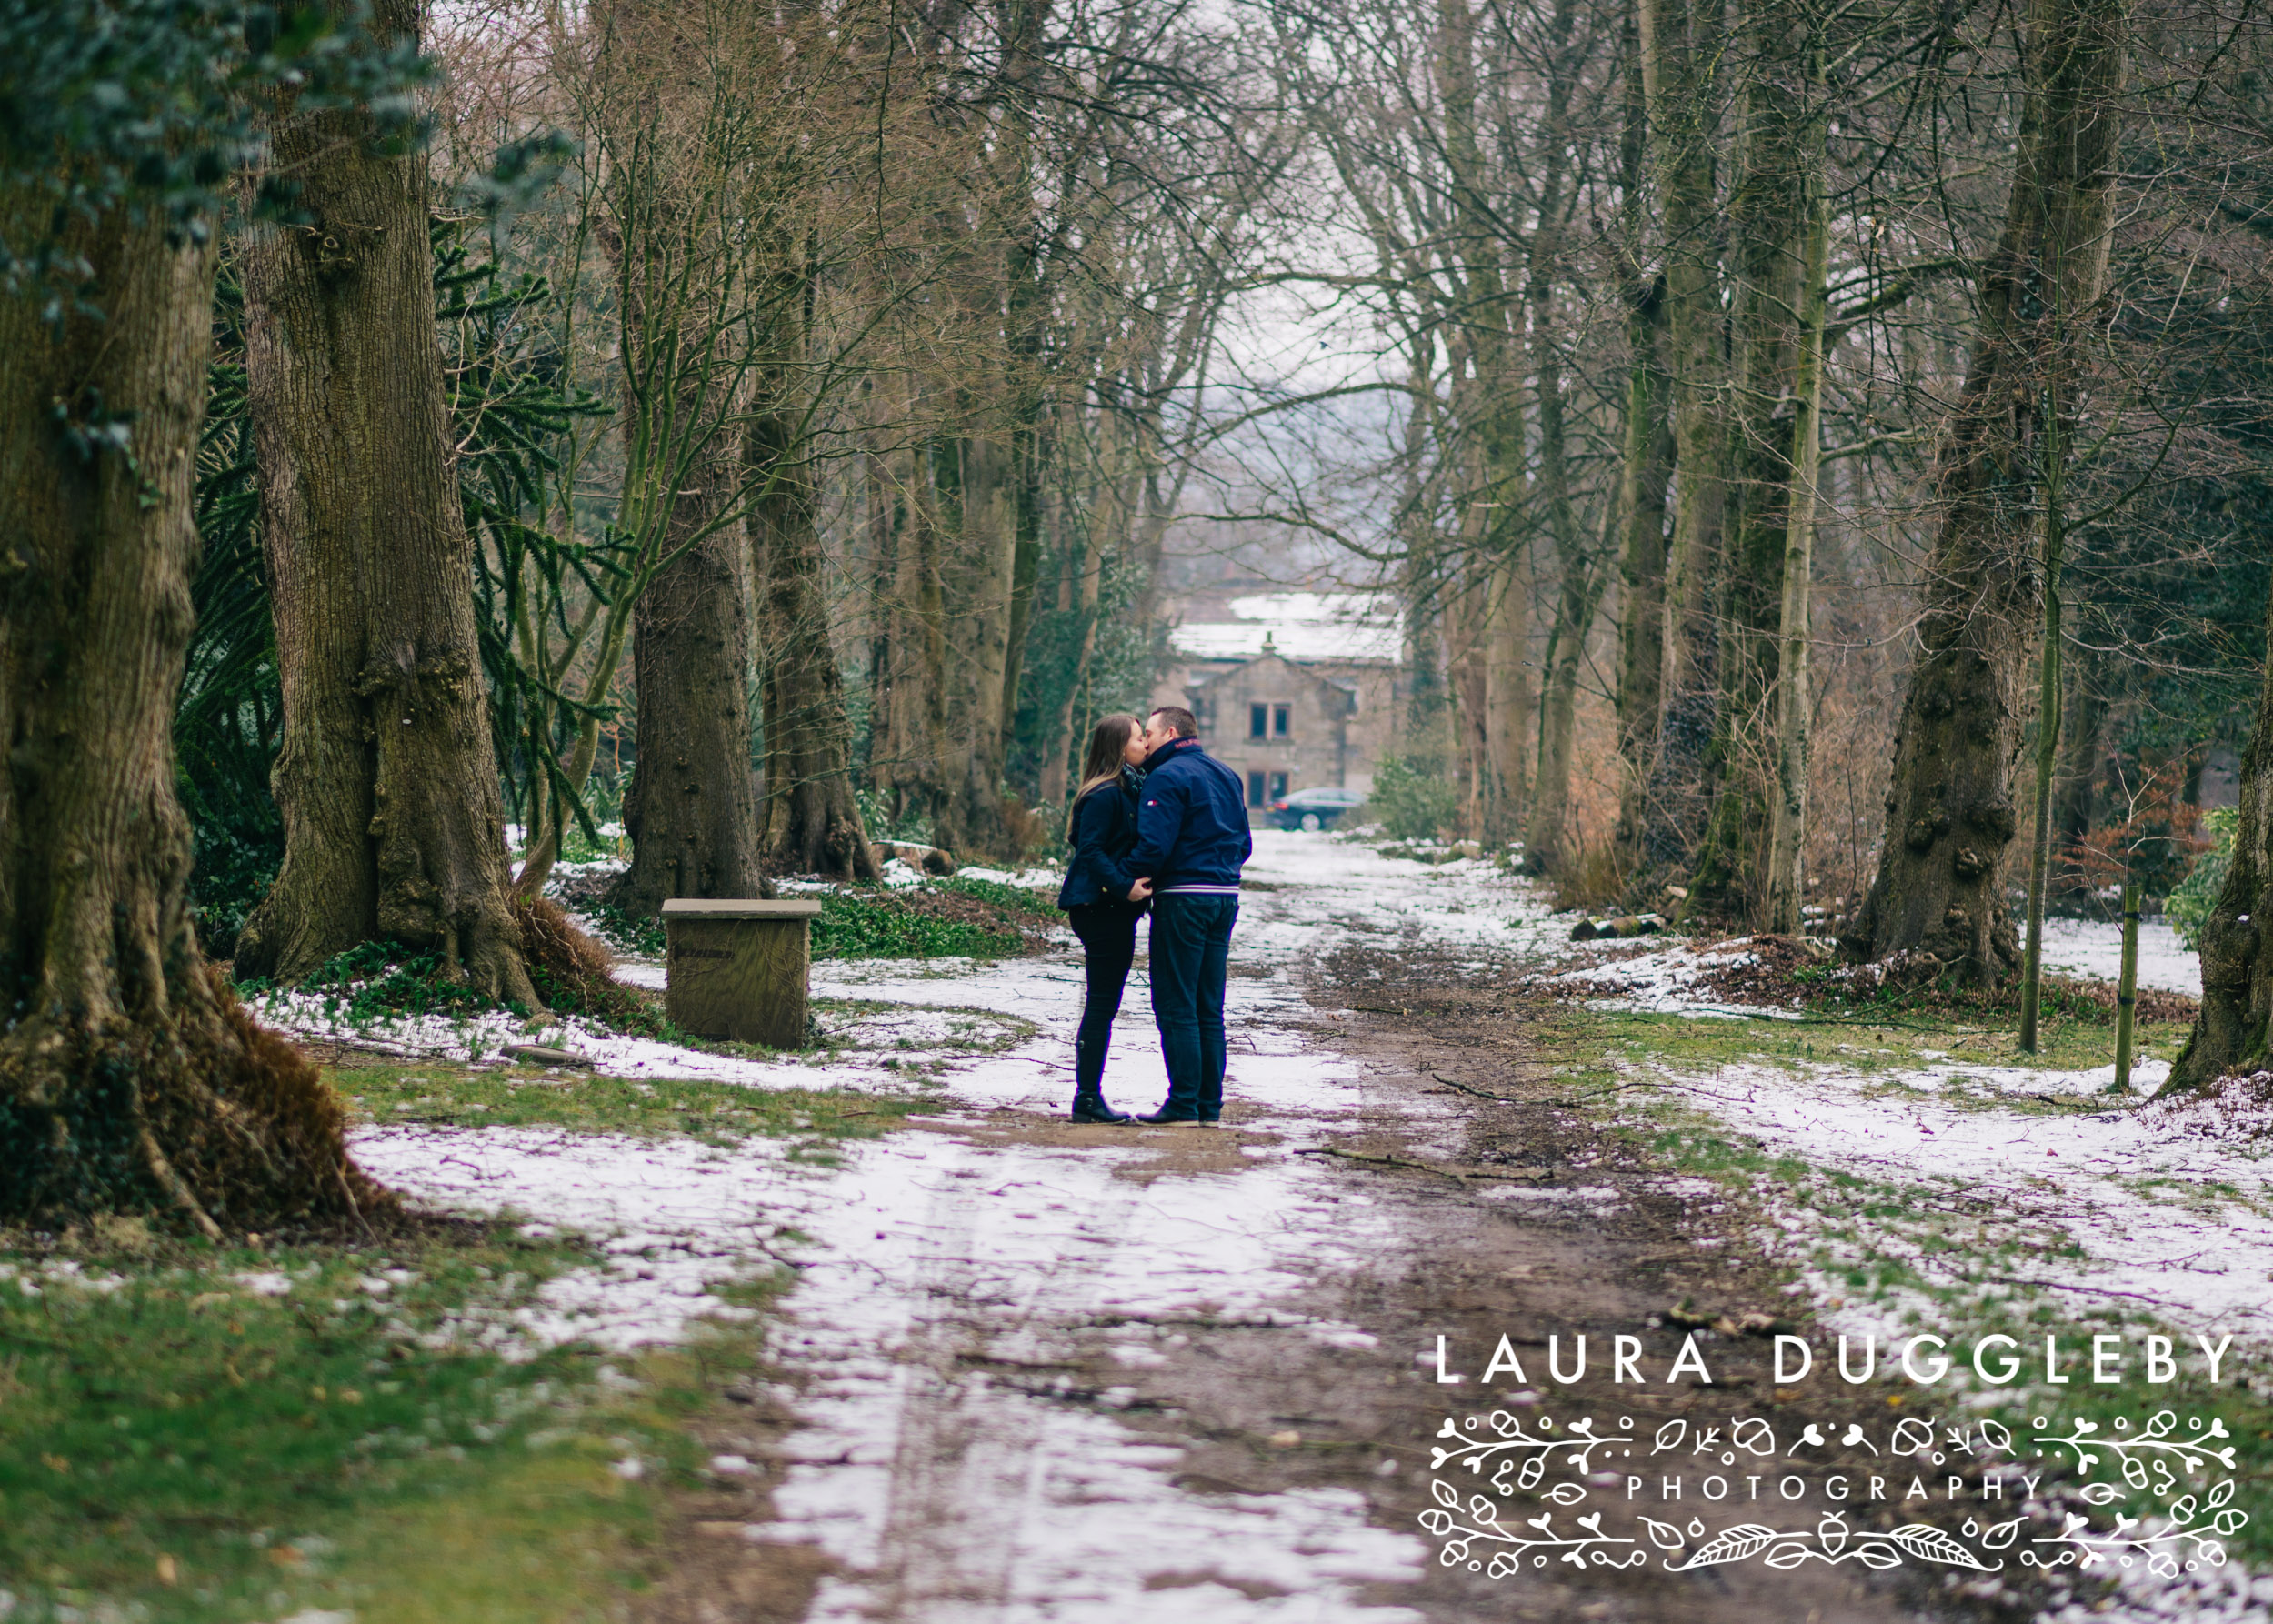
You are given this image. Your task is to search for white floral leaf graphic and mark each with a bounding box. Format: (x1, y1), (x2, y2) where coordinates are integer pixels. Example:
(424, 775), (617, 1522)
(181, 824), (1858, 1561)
(1886, 1524), (1994, 1569)
(1667, 1524), (1778, 1570)
(1430, 1479), (1460, 1509)
(1980, 1516), (2026, 1550)
(1638, 1517), (1687, 1550)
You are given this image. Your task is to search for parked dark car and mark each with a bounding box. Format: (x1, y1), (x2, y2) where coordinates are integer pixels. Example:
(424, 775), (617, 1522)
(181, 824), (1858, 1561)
(1269, 787), (1367, 831)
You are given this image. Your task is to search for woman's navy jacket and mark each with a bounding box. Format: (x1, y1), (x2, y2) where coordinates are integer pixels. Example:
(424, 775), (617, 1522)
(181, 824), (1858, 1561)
(1057, 770), (1144, 910)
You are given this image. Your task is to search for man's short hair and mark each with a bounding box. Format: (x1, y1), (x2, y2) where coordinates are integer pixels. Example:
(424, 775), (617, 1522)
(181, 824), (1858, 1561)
(1149, 706), (1198, 739)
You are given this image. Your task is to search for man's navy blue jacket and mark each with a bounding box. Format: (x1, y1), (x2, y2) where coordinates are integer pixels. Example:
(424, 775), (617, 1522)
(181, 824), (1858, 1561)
(1128, 737), (1250, 892)
(1056, 770), (1145, 910)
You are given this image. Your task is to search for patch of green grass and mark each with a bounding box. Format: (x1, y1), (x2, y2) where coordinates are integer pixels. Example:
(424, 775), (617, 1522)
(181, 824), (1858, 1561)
(1566, 1004), (2189, 1085)
(0, 1226), (776, 1623)
(338, 1062), (926, 1148)
(931, 874), (1058, 917)
(810, 891), (1027, 960)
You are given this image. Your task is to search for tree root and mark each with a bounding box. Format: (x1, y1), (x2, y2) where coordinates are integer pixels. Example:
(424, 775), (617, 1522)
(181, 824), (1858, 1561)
(0, 970), (394, 1236)
(136, 1122), (225, 1243)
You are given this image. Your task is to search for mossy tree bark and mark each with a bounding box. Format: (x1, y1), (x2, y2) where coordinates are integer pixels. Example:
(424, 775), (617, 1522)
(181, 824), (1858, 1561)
(231, 0), (535, 1003)
(1845, 0), (2128, 984)
(752, 373), (879, 881)
(1609, 0), (1675, 873)
(1635, 0), (1728, 864)
(1684, 0), (1826, 922)
(0, 193), (384, 1233)
(606, 442), (770, 916)
(1517, 0), (1599, 876)
(2169, 580), (2273, 1089)
(587, 0), (774, 917)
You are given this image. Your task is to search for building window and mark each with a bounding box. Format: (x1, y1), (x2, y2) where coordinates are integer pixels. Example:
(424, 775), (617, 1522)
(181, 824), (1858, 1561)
(1247, 771), (1267, 808)
(1249, 703), (1268, 740)
(1268, 771), (1289, 800)
(1272, 704), (1291, 737)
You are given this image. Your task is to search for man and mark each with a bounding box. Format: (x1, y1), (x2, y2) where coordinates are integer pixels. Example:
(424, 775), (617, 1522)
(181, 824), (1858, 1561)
(1124, 706), (1250, 1125)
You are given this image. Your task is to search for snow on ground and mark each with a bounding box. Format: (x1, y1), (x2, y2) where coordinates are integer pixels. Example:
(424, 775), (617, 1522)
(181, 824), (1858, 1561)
(332, 831), (1559, 1621)
(2037, 915), (2203, 997)
(1528, 915), (2203, 1021)
(1625, 1052), (2273, 1355)
(293, 831), (2263, 1619)
(1535, 938), (1804, 1019)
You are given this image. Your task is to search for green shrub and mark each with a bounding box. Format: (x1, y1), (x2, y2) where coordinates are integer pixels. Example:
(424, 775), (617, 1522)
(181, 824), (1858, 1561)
(2168, 807), (2238, 949)
(578, 900), (667, 960)
(810, 893), (1027, 960)
(1369, 756), (1462, 842)
(932, 875), (1058, 917)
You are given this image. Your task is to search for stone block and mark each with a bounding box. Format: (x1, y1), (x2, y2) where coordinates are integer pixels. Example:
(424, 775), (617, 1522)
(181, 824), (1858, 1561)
(660, 899), (823, 1048)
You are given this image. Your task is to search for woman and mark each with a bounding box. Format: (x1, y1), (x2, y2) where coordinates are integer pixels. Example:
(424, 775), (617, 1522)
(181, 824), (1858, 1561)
(1056, 714), (1155, 1123)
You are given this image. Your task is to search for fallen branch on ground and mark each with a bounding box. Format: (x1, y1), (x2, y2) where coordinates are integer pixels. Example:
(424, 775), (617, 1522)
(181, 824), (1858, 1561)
(1293, 1145), (1552, 1182)
(1430, 1071), (1645, 1108)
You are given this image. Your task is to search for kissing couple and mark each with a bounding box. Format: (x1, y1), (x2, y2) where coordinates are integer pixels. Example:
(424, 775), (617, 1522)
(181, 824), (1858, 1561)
(1053, 707), (1250, 1125)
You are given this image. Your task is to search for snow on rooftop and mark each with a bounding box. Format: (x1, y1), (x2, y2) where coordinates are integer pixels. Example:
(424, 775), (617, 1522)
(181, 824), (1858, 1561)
(1224, 591), (1387, 623)
(1170, 590), (1402, 664)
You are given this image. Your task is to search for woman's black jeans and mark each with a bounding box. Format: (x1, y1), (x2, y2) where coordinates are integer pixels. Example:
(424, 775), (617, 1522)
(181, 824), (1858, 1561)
(1066, 903), (1143, 1100)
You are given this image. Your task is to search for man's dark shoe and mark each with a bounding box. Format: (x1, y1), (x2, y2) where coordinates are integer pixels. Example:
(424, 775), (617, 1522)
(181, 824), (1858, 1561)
(1136, 1108), (1203, 1126)
(1070, 1096), (1133, 1124)
(1197, 1114), (1222, 1126)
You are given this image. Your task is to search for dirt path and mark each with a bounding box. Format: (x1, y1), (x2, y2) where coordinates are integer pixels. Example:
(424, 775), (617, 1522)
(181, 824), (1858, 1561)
(629, 843), (2023, 1624)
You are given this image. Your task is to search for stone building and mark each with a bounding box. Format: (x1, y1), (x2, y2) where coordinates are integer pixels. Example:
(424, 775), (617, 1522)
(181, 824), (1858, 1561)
(1150, 591), (1404, 815)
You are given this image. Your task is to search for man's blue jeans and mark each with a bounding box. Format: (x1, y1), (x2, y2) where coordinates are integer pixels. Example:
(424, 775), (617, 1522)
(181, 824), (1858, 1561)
(1148, 894), (1238, 1118)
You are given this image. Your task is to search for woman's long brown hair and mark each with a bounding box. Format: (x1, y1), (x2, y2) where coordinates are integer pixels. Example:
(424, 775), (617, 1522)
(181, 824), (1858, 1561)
(1066, 714), (1141, 840)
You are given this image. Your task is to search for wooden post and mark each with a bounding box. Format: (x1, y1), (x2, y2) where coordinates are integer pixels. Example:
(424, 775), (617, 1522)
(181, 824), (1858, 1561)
(661, 899), (823, 1048)
(2113, 878), (2139, 1093)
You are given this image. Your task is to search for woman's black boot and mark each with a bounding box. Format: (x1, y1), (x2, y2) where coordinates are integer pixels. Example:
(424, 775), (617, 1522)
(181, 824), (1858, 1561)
(1071, 1092), (1133, 1124)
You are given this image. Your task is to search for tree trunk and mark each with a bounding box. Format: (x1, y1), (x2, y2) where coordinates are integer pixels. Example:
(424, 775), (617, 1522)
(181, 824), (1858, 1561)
(754, 400), (880, 881)
(589, 0), (774, 917)
(1519, 54), (1592, 873)
(1485, 547), (1536, 843)
(1636, 0), (1728, 862)
(2169, 579), (2273, 1089)
(932, 426), (1019, 857)
(1037, 462), (1108, 808)
(1612, 297), (1676, 867)
(1847, 0), (2128, 983)
(1764, 150), (1832, 935)
(2052, 635), (2107, 887)
(233, 0), (535, 1005)
(1610, 0), (1674, 873)
(0, 191), (383, 1232)
(606, 467), (771, 917)
(1685, 0), (1825, 921)
(1529, 528), (1614, 871)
